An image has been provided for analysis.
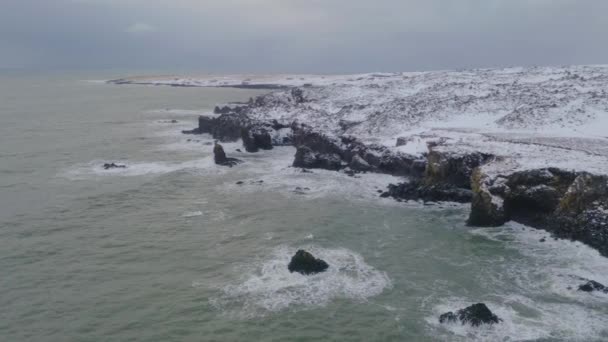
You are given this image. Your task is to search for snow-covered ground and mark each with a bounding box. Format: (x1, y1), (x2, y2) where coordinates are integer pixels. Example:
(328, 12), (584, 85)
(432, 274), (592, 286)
(111, 65), (608, 175)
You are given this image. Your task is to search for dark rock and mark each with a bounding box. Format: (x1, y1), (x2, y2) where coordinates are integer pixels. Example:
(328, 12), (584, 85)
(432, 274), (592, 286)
(288, 250), (329, 275)
(181, 128), (200, 135)
(213, 142), (242, 167)
(103, 163), (126, 170)
(426, 150), (493, 189)
(236, 181), (244, 185)
(539, 238), (546, 242)
(236, 149), (242, 152)
(439, 303), (501, 327)
(380, 192), (391, 198)
(241, 126), (273, 152)
(214, 106), (232, 114)
(386, 181), (472, 203)
(578, 280), (608, 293)
(293, 146), (342, 171)
(377, 190), (383, 194)
(469, 169), (508, 226)
(291, 88), (306, 104)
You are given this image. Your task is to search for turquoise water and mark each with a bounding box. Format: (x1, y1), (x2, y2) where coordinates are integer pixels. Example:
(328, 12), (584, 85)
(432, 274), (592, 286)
(1, 73), (608, 341)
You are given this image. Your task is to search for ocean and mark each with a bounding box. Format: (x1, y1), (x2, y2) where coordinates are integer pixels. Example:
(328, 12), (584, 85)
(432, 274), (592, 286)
(1, 72), (607, 341)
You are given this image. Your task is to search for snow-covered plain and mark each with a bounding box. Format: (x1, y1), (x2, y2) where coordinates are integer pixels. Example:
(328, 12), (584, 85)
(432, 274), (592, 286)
(111, 65), (608, 176)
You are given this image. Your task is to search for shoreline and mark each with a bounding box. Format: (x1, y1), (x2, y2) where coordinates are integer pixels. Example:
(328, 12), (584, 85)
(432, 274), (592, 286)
(109, 65), (608, 257)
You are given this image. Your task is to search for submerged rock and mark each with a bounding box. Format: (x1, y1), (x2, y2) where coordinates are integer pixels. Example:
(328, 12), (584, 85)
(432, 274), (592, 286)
(578, 280), (608, 293)
(439, 303), (501, 327)
(103, 163), (126, 170)
(288, 250), (329, 275)
(213, 142), (242, 167)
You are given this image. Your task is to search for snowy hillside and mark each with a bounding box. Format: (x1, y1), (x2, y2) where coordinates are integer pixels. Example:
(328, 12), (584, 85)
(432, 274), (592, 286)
(110, 65), (608, 175)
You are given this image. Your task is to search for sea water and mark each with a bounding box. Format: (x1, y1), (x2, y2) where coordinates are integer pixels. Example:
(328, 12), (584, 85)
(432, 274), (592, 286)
(1, 72), (607, 341)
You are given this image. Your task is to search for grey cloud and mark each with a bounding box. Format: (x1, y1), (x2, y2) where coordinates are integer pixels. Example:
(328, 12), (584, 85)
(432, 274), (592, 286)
(1, 0), (607, 72)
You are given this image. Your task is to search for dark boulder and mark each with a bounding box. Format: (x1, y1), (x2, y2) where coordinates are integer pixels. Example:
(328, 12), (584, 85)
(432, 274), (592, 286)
(103, 163), (126, 170)
(288, 250), (329, 275)
(293, 146), (342, 171)
(578, 280), (608, 293)
(439, 303), (501, 327)
(213, 142), (242, 167)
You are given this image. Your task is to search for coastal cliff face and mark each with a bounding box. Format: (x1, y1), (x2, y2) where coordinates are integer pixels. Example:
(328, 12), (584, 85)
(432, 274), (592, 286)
(185, 107), (608, 256)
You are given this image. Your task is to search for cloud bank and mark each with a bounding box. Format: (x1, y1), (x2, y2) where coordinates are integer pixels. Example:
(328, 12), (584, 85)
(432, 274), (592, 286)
(1, 0), (607, 72)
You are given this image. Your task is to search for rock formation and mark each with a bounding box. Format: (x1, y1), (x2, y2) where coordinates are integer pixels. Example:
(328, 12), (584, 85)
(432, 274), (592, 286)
(578, 280), (608, 293)
(439, 303), (502, 326)
(103, 163), (126, 170)
(213, 142), (242, 167)
(288, 250), (329, 275)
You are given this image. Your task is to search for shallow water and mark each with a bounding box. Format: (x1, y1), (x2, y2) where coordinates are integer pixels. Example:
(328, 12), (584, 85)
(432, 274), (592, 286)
(1, 73), (607, 341)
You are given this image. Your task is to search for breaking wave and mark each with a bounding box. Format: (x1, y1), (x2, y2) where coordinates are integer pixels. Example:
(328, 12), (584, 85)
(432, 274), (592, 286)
(206, 245), (391, 317)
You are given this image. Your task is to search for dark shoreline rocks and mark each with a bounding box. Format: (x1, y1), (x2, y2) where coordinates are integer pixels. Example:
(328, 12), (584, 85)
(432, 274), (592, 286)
(439, 303), (501, 326)
(469, 168), (608, 257)
(288, 250), (329, 275)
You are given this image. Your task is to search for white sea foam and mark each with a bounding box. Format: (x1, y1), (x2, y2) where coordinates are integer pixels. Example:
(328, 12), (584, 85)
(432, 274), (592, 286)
(216, 146), (404, 204)
(425, 224), (608, 341)
(182, 210), (203, 218)
(426, 296), (608, 342)
(471, 223), (608, 303)
(207, 245), (391, 317)
(62, 157), (229, 179)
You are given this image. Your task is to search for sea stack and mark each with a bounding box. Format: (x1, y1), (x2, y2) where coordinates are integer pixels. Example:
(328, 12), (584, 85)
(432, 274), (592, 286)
(288, 250), (329, 275)
(213, 141), (242, 167)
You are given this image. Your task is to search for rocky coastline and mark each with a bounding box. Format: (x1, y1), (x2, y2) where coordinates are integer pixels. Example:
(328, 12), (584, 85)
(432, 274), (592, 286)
(180, 87), (608, 258)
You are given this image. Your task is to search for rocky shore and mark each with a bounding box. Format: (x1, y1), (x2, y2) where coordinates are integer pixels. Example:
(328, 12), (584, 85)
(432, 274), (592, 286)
(113, 65), (608, 257)
(178, 79), (607, 259)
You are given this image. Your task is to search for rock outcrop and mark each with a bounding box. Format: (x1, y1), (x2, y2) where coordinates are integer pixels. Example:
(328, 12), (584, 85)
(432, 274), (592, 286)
(439, 303), (502, 326)
(176, 86), (608, 258)
(469, 167), (608, 256)
(288, 250), (329, 275)
(213, 142), (242, 167)
(383, 180), (472, 203)
(293, 146), (343, 170)
(103, 163), (126, 170)
(578, 280), (608, 293)
(241, 125), (273, 152)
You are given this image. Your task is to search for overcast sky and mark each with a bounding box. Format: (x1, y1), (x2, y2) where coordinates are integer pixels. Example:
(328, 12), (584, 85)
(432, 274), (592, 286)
(1, 0), (607, 73)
